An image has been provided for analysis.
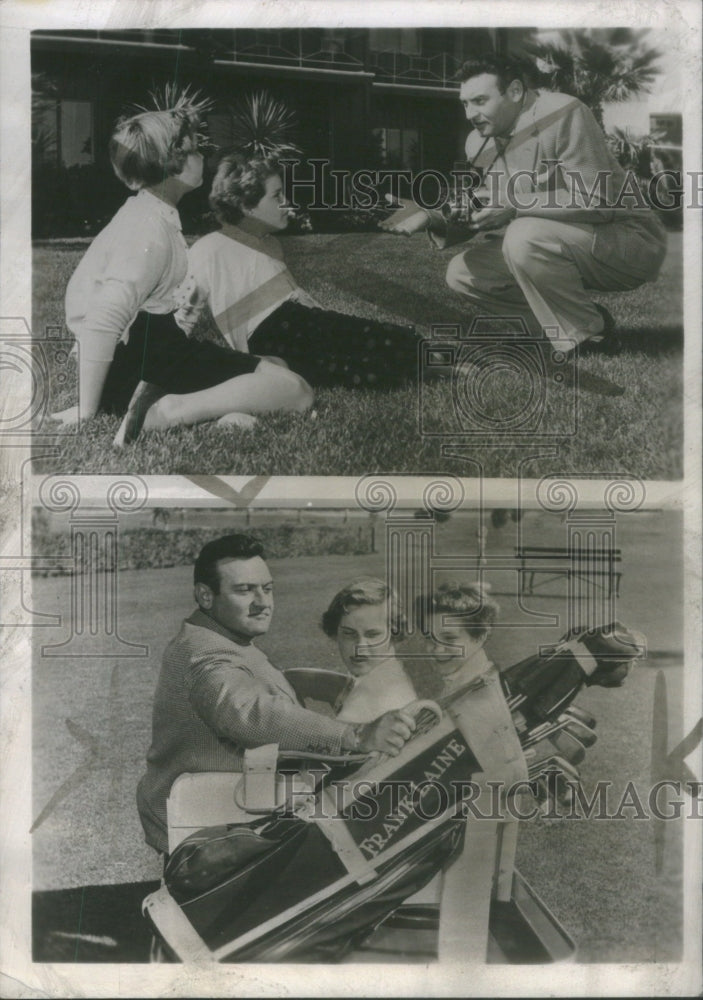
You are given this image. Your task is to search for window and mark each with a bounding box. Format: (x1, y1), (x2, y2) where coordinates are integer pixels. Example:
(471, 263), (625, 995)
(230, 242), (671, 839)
(373, 126), (420, 170)
(59, 101), (94, 167)
(321, 30), (346, 54)
(32, 73), (59, 166)
(369, 29), (420, 55)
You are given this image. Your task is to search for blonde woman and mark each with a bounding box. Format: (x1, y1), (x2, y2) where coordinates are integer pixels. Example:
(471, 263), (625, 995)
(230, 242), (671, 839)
(420, 582), (529, 814)
(321, 577), (419, 722)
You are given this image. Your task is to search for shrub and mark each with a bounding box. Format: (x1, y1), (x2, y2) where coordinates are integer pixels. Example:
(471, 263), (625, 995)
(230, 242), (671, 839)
(31, 523), (375, 576)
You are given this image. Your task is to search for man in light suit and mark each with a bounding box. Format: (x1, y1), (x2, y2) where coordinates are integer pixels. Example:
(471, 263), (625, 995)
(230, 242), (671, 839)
(137, 534), (415, 854)
(383, 54), (667, 354)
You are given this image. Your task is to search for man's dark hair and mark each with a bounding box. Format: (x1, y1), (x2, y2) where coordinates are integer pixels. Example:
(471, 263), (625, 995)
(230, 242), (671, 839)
(455, 54), (531, 92)
(194, 534), (265, 594)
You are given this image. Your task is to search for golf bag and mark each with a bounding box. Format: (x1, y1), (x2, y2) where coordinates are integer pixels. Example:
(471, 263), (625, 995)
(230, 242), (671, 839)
(500, 621), (645, 806)
(144, 703), (479, 963)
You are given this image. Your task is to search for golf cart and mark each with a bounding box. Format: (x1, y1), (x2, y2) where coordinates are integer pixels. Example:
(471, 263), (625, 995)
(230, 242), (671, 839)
(142, 622), (642, 964)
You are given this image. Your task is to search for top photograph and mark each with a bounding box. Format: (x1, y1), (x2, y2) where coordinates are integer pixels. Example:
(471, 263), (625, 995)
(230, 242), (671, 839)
(31, 26), (685, 479)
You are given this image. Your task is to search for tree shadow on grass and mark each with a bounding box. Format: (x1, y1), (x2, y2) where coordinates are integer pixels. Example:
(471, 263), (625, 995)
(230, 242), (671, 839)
(615, 325), (683, 356)
(327, 268), (684, 357)
(331, 267), (468, 329)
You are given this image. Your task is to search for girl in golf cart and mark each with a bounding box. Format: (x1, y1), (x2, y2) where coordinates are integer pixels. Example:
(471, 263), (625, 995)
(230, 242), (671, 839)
(417, 582), (530, 802)
(179, 153), (422, 391)
(321, 577), (529, 805)
(320, 576), (421, 722)
(53, 89), (312, 446)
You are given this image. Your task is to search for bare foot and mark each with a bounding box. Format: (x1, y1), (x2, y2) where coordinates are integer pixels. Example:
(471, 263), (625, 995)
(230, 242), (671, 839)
(216, 411), (258, 430)
(142, 396), (174, 432)
(113, 382), (166, 447)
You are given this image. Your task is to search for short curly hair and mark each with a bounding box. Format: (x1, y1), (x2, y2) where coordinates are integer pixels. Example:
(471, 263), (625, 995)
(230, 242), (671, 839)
(421, 582), (500, 640)
(209, 152), (282, 224)
(321, 577), (407, 641)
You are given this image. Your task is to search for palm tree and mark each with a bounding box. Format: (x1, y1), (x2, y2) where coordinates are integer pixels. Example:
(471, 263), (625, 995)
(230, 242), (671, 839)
(523, 29), (662, 129)
(606, 125), (664, 176)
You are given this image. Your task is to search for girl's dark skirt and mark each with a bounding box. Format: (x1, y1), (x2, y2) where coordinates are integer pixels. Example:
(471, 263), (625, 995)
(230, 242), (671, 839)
(98, 311), (261, 416)
(248, 300), (421, 390)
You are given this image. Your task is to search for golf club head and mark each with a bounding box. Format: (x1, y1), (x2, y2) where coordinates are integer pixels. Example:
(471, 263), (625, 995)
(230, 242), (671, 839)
(560, 717), (598, 748)
(521, 716), (578, 750)
(563, 704), (597, 729)
(549, 729), (587, 765)
(528, 752), (581, 782)
(550, 754), (581, 783)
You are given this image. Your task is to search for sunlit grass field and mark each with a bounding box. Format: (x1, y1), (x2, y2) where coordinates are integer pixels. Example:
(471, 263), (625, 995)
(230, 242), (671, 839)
(32, 230), (682, 478)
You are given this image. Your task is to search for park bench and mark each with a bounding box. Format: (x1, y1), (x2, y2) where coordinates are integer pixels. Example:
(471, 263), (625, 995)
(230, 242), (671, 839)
(514, 545), (622, 598)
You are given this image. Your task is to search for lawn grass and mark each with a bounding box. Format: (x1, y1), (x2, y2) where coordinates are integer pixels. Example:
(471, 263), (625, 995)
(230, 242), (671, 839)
(32, 230), (683, 478)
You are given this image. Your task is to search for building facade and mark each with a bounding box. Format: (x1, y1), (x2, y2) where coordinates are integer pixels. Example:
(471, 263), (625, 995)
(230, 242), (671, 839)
(31, 27), (507, 235)
(32, 27), (679, 236)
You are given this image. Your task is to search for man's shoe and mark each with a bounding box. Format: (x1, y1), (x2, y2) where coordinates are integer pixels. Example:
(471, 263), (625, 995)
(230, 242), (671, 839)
(113, 381), (165, 448)
(578, 304), (621, 356)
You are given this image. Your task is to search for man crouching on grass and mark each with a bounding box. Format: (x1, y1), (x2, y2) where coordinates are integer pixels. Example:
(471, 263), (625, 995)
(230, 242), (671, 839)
(382, 54), (667, 359)
(136, 533), (415, 856)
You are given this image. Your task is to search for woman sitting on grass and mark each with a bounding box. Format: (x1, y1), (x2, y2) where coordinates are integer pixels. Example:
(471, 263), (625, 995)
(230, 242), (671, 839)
(179, 153), (423, 390)
(52, 89), (312, 447)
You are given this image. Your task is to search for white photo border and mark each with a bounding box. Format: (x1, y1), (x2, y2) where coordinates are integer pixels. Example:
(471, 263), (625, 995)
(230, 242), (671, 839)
(1, 1), (701, 996)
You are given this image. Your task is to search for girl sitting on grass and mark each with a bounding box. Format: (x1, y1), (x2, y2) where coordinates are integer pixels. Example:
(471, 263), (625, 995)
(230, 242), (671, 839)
(52, 89), (312, 446)
(179, 153), (423, 391)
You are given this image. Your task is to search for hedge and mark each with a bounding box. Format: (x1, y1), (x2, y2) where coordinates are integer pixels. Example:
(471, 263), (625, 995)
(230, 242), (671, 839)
(32, 524), (375, 576)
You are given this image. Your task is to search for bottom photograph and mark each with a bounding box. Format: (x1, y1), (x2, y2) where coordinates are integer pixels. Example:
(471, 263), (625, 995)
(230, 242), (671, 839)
(30, 496), (685, 967)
